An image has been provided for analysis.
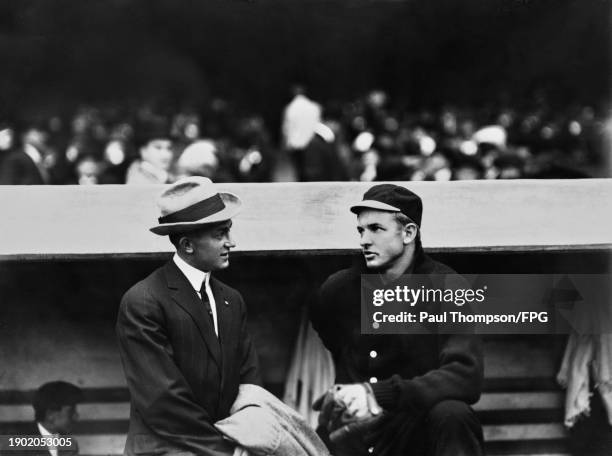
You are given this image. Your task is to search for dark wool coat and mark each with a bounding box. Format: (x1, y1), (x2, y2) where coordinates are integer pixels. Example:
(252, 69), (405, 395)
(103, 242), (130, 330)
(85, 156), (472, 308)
(310, 248), (483, 455)
(116, 261), (261, 456)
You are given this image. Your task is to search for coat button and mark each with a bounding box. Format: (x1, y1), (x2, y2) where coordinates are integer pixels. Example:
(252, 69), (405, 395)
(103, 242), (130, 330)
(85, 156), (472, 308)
(368, 447), (374, 454)
(369, 350), (378, 358)
(369, 377), (378, 383)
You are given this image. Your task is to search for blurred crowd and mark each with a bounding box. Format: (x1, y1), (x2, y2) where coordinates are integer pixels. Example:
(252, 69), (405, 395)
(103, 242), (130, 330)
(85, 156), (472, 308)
(0, 100), (274, 185)
(284, 88), (608, 182)
(0, 89), (608, 186)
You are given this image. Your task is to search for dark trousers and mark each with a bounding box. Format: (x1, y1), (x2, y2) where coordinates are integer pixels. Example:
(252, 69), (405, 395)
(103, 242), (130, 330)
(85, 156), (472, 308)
(414, 400), (484, 456)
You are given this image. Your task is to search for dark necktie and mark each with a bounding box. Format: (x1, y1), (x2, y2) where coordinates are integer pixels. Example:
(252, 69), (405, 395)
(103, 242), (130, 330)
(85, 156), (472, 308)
(199, 281), (215, 325)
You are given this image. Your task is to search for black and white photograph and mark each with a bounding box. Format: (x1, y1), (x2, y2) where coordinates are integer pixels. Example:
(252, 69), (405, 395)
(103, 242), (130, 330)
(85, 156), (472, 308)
(1, 1), (611, 455)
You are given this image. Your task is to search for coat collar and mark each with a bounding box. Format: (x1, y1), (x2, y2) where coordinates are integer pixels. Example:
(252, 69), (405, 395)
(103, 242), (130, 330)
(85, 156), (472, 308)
(210, 275), (235, 383)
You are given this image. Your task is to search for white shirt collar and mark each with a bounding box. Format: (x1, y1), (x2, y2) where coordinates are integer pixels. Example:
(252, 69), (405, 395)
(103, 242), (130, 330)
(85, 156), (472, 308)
(37, 422), (58, 456)
(173, 253), (218, 336)
(37, 422), (54, 436)
(173, 253), (210, 292)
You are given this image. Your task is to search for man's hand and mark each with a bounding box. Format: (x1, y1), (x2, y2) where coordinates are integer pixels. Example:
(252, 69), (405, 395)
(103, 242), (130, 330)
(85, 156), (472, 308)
(313, 384), (386, 456)
(313, 386), (346, 432)
(335, 383), (383, 418)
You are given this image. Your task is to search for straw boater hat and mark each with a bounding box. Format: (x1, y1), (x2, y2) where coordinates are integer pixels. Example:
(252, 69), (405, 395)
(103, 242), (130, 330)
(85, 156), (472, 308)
(150, 176), (241, 235)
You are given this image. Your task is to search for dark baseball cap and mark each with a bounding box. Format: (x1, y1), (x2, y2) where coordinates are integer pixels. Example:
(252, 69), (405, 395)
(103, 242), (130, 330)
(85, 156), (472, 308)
(350, 184), (423, 226)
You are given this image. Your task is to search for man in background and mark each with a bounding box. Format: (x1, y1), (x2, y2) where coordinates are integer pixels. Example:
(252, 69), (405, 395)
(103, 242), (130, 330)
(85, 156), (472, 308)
(0, 124), (52, 185)
(281, 86), (321, 181)
(1, 381), (81, 456)
(125, 118), (174, 184)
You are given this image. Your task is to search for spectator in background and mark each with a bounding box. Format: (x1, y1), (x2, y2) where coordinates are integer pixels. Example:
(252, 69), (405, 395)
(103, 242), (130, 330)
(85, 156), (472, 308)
(493, 153), (524, 179)
(74, 155), (115, 185)
(102, 122), (135, 184)
(64, 109), (105, 168)
(281, 85), (322, 181)
(0, 124), (52, 185)
(231, 115), (274, 183)
(126, 117), (175, 185)
(176, 140), (222, 181)
(417, 152), (453, 181)
(300, 121), (349, 181)
(350, 131), (378, 181)
(0, 122), (15, 171)
(0, 381), (82, 456)
(171, 111), (202, 157)
(452, 154), (485, 180)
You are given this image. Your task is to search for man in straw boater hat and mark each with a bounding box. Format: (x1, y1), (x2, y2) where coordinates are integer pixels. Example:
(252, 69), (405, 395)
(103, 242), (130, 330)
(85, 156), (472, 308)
(116, 177), (260, 456)
(310, 184), (484, 456)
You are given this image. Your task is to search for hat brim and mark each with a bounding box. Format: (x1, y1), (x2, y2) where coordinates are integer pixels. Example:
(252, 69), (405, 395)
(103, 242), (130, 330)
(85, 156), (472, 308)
(150, 192), (241, 236)
(350, 200), (401, 214)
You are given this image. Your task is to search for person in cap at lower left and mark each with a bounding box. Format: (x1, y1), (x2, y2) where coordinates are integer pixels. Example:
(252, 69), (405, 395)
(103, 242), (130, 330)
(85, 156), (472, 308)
(116, 177), (261, 456)
(0, 381), (81, 456)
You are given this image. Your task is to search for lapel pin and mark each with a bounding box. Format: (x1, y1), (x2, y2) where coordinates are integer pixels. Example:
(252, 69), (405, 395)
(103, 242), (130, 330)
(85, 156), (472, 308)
(224, 300), (229, 306)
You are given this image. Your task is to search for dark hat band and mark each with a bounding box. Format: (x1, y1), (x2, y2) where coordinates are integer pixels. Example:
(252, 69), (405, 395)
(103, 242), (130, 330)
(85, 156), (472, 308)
(158, 193), (226, 224)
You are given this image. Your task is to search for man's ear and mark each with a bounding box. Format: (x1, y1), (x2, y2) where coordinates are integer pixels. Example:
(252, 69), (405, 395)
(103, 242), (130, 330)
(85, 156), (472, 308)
(179, 236), (193, 254)
(45, 409), (58, 426)
(403, 223), (418, 244)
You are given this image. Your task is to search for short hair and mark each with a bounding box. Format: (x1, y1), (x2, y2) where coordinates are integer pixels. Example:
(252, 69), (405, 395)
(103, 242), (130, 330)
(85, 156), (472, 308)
(168, 227), (200, 249)
(32, 382), (82, 422)
(168, 232), (183, 249)
(394, 212), (415, 228)
(395, 212), (422, 248)
(168, 221), (230, 250)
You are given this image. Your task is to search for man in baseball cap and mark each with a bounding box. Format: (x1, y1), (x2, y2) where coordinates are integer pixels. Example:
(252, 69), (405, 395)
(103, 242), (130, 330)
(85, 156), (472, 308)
(310, 183), (484, 456)
(116, 177), (260, 456)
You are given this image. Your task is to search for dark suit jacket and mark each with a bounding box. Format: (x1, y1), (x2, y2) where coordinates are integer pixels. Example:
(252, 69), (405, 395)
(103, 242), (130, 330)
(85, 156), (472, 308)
(0, 149), (45, 185)
(116, 261), (261, 456)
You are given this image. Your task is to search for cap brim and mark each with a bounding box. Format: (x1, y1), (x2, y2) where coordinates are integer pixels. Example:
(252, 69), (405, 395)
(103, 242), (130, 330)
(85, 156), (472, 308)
(150, 192), (241, 236)
(350, 200), (401, 214)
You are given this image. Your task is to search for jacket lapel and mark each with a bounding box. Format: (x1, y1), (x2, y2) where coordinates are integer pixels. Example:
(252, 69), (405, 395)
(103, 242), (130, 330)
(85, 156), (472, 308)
(211, 277), (235, 382)
(164, 262), (222, 369)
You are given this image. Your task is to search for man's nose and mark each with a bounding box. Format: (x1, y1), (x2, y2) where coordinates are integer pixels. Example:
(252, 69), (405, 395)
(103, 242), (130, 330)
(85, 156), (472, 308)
(359, 232), (371, 247)
(225, 235), (236, 248)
